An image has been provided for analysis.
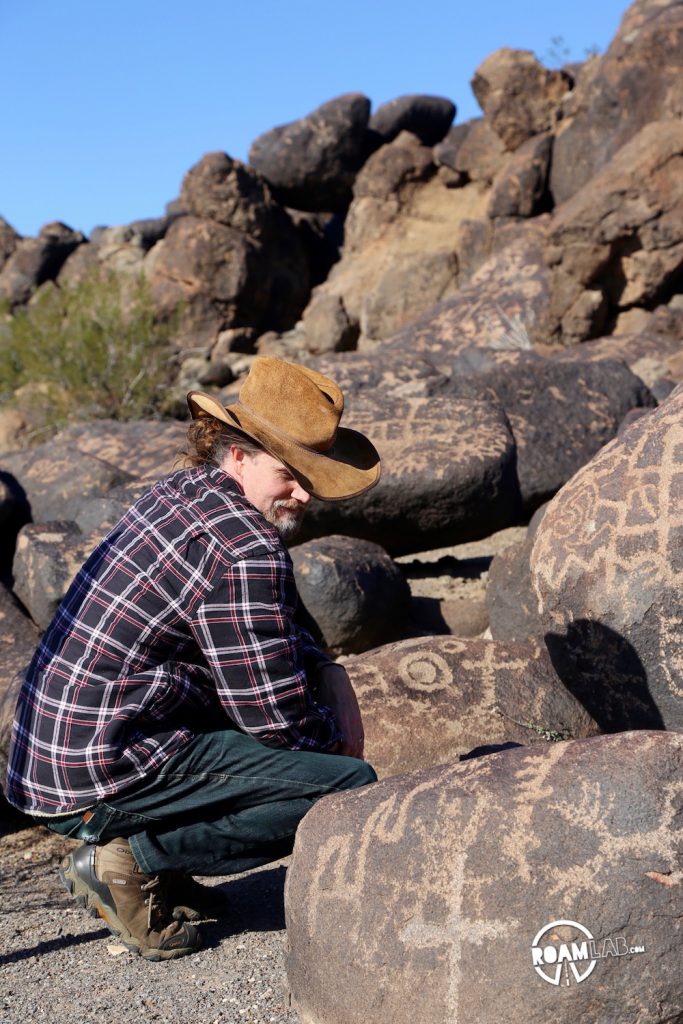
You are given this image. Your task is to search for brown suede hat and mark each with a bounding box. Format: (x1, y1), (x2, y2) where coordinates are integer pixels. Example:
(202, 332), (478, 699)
(187, 356), (381, 501)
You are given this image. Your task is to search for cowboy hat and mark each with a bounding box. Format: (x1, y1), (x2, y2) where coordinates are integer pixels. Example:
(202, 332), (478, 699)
(187, 356), (381, 501)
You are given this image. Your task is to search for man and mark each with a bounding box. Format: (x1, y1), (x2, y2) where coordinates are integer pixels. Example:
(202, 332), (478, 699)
(6, 356), (380, 961)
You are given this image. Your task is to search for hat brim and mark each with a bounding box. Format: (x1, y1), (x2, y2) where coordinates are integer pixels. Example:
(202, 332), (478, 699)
(187, 391), (381, 501)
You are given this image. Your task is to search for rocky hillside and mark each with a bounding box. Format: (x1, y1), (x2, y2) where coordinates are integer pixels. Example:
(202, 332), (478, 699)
(0, 1), (681, 1019)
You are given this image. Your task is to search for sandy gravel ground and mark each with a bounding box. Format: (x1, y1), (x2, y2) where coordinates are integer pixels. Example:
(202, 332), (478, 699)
(0, 813), (299, 1024)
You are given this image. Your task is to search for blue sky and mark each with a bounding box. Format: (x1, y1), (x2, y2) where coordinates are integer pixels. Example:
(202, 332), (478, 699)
(3, 0), (630, 238)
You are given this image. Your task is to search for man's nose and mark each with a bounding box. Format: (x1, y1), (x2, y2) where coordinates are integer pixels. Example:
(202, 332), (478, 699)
(291, 482), (311, 505)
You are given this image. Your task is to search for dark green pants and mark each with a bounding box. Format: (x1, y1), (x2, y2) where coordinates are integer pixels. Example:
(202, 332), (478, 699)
(45, 729), (376, 876)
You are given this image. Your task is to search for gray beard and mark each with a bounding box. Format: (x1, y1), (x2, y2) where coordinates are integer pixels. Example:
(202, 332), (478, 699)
(263, 499), (306, 542)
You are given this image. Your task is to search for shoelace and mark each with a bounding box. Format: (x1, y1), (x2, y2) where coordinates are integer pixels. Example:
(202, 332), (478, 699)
(141, 874), (186, 930)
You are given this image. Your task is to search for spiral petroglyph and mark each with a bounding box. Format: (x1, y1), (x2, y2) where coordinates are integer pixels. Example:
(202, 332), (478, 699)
(343, 635), (598, 778)
(397, 650), (453, 692)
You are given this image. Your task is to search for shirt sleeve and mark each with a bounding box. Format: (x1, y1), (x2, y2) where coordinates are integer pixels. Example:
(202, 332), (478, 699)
(188, 548), (341, 751)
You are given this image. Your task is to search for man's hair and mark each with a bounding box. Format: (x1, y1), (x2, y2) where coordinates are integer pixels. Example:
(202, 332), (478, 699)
(180, 417), (265, 469)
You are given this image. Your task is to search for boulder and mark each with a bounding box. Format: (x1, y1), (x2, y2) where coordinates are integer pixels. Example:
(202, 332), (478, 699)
(551, 0), (683, 203)
(385, 221), (552, 368)
(297, 393), (521, 555)
(433, 121), (474, 174)
(54, 419), (186, 481)
(368, 95), (456, 146)
(0, 222), (85, 307)
(305, 351), (445, 399)
(12, 522), (95, 629)
(547, 120), (683, 344)
(486, 534), (543, 641)
(146, 205), (309, 347)
(487, 133), (552, 219)
(449, 117), (506, 183)
(0, 216), (21, 271)
(248, 93), (371, 212)
(0, 587), (41, 789)
(286, 732), (682, 1024)
(1, 441), (133, 525)
(471, 48), (571, 151)
(180, 151), (282, 240)
(553, 326), (683, 389)
(531, 383), (683, 731)
(432, 355), (655, 510)
(294, 132), (491, 352)
(146, 215), (270, 348)
(342, 635), (598, 778)
(291, 536), (411, 656)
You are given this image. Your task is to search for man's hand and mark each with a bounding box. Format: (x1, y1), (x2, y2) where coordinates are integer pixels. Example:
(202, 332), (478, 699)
(315, 663), (365, 760)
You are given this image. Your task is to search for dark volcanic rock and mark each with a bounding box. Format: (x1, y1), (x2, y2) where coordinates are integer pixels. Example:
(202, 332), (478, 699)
(291, 536), (411, 656)
(248, 93), (371, 212)
(298, 393), (521, 555)
(1, 441), (133, 525)
(0, 217), (21, 271)
(0, 222), (85, 306)
(486, 533), (543, 641)
(286, 732), (682, 1024)
(369, 95), (456, 146)
(547, 120), (683, 344)
(343, 635), (598, 778)
(433, 355), (655, 510)
(433, 121), (475, 173)
(487, 134), (552, 219)
(180, 152), (281, 240)
(471, 48), (571, 151)
(12, 522), (94, 630)
(551, 0), (683, 203)
(55, 419), (186, 482)
(450, 117), (506, 183)
(0, 586), (41, 788)
(531, 383), (683, 731)
(148, 210), (310, 347)
(306, 351), (445, 399)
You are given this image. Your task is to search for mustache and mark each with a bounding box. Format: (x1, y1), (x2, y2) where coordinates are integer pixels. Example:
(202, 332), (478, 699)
(272, 499), (306, 513)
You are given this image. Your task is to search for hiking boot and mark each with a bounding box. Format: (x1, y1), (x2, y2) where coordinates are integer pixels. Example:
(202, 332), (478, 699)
(163, 872), (230, 923)
(59, 838), (201, 961)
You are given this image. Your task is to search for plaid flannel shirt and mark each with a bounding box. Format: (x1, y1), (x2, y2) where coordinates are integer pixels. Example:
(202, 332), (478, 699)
(6, 466), (340, 815)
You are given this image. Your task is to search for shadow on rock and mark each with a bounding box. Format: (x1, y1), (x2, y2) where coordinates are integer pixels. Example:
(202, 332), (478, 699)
(544, 619), (664, 732)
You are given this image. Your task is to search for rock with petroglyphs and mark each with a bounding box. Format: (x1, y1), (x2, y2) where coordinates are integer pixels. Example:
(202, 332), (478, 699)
(432, 354), (655, 510)
(297, 393), (521, 555)
(286, 731), (683, 1024)
(384, 220), (551, 366)
(1, 440), (133, 525)
(531, 383), (683, 731)
(305, 350), (446, 399)
(52, 419), (185, 483)
(291, 536), (411, 656)
(341, 635), (597, 778)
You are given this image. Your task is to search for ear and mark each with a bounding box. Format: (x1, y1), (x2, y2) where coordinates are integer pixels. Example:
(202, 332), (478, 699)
(229, 444), (248, 479)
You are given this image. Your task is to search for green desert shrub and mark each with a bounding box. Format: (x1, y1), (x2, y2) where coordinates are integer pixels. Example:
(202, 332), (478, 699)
(0, 269), (177, 435)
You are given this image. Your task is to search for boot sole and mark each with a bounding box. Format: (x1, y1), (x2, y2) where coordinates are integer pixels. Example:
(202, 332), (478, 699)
(59, 855), (198, 962)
